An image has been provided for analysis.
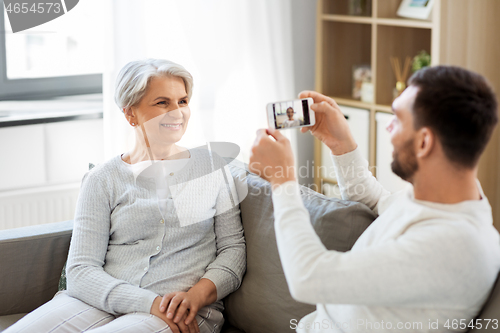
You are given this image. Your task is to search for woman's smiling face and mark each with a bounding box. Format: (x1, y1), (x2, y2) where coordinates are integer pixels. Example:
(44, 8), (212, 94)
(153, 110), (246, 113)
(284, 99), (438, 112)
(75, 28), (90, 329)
(129, 75), (190, 146)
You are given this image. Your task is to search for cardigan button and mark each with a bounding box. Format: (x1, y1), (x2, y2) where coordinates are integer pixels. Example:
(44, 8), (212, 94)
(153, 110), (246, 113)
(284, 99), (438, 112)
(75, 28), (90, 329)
(160, 219), (164, 224)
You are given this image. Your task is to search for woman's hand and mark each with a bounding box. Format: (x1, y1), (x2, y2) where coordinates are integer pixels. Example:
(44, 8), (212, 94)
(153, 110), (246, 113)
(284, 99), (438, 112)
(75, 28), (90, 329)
(298, 91), (357, 155)
(159, 278), (217, 331)
(151, 296), (198, 333)
(160, 291), (202, 332)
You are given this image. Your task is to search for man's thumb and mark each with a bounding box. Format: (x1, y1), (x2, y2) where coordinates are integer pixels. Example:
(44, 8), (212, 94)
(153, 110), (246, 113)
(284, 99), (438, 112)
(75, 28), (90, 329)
(310, 101), (329, 114)
(266, 128), (287, 142)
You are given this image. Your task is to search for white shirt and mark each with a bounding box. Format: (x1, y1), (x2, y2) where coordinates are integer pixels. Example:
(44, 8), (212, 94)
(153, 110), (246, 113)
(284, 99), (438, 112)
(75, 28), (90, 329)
(272, 148), (500, 332)
(282, 119), (301, 128)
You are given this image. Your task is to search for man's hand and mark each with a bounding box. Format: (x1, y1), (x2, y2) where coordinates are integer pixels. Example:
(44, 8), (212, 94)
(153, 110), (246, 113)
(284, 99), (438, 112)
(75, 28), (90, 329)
(150, 296), (198, 333)
(249, 128), (296, 189)
(299, 91), (357, 155)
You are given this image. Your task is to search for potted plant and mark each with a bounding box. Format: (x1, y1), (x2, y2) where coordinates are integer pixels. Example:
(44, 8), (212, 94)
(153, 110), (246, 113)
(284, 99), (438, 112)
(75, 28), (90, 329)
(412, 50), (431, 72)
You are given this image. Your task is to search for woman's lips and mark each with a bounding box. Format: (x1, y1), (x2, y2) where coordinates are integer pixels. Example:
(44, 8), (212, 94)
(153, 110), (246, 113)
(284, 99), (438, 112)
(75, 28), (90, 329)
(160, 123), (182, 131)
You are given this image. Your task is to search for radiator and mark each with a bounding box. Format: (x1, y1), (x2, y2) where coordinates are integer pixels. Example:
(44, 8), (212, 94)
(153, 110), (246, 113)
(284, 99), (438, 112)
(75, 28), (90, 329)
(0, 183), (80, 230)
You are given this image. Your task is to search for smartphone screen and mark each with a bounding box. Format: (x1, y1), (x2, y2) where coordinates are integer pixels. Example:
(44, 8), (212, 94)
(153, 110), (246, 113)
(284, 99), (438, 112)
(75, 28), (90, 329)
(271, 99), (311, 129)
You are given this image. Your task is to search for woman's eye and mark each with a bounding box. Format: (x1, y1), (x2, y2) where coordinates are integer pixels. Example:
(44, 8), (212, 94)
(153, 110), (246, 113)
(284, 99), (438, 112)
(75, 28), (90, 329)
(157, 101), (166, 105)
(179, 100), (188, 105)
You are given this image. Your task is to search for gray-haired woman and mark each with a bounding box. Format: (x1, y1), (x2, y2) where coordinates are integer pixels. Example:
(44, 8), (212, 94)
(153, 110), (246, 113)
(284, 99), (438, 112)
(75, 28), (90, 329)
(5, 59), (246, 333)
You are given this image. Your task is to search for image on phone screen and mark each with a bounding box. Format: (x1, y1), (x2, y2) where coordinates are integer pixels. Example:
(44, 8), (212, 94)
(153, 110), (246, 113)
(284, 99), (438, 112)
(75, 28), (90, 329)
(272, 99), (311, 129)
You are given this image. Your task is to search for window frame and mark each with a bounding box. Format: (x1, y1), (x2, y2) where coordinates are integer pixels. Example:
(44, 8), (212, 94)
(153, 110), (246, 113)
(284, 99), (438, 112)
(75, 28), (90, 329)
(0, 3), (102, 100)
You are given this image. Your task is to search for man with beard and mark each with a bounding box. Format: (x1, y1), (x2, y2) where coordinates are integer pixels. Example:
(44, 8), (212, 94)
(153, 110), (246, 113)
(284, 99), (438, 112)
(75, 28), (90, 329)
(249, 66), (500, 332)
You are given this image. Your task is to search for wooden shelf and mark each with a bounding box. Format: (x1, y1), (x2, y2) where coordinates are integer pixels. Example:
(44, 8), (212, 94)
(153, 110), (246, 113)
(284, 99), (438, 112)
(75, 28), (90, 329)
(376, 18), (433, 29)
(321, 178), (338, 185)
(321, 14), (433, 29)
(323, 0), (372, 16)
(315, 0), (433, 192)
(319, 21), (371, 98)
(374, 105), (393, 113)
(331, 96), (372, 110)
(329, 96), (393, 114)
(322, 14), (373, 25)
(376, 0), (433, 22)
(316, 0), (500, 230)
(376, 25), (431, 105)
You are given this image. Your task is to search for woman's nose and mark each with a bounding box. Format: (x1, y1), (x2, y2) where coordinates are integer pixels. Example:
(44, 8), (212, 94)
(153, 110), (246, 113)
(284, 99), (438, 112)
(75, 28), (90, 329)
(167, 106), (183, 118)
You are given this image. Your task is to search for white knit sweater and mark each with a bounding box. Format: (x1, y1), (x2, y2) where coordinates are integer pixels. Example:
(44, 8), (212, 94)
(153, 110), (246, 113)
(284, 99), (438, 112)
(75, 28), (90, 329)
(66, 147), (246, 316)
(272, 148), (500, 332)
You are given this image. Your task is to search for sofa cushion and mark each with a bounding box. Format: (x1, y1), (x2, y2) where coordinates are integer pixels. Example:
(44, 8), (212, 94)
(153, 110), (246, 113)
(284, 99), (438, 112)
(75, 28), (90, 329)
(0, 220), (73, 316)
(0, 313), (27, 332)
(221, 321), (245, 333)
(468, 272), (500, 333)
(224, 170), (376, 333)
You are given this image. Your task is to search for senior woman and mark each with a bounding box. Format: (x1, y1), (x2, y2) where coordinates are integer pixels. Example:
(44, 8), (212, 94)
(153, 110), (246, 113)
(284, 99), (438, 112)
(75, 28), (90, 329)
(5, 59), (246, 333)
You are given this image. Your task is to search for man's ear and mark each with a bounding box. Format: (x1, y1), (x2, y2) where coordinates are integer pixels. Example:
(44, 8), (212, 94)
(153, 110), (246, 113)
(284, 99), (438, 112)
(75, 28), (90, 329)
(415, 127), (434, 159)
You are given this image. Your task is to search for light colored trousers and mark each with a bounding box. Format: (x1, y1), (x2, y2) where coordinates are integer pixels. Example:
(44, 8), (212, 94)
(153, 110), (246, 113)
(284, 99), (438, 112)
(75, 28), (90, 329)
(4, 292), (224, 333)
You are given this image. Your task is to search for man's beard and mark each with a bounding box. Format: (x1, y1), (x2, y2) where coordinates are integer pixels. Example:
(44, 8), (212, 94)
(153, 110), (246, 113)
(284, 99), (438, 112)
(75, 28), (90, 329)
(391, 137), (418, 182)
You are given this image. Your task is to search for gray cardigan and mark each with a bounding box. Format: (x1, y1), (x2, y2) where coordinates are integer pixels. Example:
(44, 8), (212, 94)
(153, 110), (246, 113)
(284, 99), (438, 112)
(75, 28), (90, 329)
(66, 147), (246, 315)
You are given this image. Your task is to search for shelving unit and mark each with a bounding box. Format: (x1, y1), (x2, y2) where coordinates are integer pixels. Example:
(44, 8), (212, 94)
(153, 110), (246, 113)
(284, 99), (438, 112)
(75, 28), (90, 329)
(314, 0), (439, 192)
(314, 0), (500, 230)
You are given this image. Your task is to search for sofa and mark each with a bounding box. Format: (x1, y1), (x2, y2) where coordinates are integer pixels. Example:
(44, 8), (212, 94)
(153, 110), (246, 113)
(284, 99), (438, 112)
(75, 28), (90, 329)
(1, 168), (499, 333)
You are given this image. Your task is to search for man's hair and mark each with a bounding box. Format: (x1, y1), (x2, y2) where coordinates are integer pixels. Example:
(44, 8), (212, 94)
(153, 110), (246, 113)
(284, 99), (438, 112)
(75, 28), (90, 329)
(408, 66), (498, 168)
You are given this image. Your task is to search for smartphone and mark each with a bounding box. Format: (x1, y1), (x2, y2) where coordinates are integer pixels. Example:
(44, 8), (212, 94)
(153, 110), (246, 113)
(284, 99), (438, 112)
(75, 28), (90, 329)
(267, 97), (315, 130)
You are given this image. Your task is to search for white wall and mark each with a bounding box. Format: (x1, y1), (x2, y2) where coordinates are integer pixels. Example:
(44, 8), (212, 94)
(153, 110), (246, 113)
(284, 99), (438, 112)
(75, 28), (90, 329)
(0, 119), (104, 191)
(0, 118), (104, 229)
(290, 0), (317, 187)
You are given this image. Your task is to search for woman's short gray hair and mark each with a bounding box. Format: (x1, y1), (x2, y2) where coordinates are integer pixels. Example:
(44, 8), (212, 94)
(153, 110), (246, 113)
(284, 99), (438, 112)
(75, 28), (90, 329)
(115, 59), (193, 110)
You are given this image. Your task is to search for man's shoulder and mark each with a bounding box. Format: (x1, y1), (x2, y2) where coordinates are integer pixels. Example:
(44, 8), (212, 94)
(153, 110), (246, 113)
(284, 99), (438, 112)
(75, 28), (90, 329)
(401, 204), (499, 259)
(377, 183), (412, 213)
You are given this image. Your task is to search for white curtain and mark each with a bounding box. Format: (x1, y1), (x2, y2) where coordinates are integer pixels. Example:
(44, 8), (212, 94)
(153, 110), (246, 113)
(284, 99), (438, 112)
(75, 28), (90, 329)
(103, 0), (296, 163)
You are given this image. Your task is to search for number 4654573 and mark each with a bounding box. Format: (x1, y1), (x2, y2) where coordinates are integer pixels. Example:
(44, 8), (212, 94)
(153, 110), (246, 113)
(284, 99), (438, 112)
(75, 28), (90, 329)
(444, 319), (499, 330)
(5, 2), (62, 14)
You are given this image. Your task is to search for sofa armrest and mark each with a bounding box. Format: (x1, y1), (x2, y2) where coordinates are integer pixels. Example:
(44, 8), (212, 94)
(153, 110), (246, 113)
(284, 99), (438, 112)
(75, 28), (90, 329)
(467, 272), (500, 332)
(0, 220), (73, 316)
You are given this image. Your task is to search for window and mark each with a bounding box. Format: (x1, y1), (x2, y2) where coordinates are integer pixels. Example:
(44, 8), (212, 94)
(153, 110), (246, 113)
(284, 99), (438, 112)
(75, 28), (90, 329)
(0, 0), (104, 100)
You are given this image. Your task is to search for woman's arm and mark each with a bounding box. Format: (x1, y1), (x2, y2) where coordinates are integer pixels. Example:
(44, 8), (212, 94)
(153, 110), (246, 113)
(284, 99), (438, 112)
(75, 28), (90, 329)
(203, 164), (246, 295)
(66, 170), (159, 315)
(202, 205), (246, 298)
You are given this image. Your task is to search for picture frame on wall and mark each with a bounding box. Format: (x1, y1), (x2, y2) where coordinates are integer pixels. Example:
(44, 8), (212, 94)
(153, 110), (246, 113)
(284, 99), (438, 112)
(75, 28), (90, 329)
(397, 0), (435, 20)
